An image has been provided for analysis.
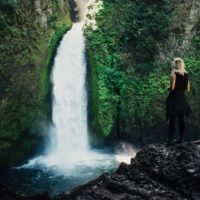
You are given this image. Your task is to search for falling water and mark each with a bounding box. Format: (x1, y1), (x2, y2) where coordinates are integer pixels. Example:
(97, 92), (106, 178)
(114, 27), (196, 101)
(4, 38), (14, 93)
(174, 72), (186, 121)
(42, 22), (92, 168)
(52, 23), (88, 153)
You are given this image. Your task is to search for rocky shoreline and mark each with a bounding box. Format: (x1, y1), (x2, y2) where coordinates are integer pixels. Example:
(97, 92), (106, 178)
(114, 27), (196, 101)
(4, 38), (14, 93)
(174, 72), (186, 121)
(1, 141), (200, 200)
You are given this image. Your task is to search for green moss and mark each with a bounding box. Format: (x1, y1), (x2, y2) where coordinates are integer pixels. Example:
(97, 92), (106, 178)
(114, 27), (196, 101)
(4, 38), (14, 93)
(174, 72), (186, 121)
(38, 16), (72, 123)
(0, 135), (40, 168)
(0, 0), (72, 167)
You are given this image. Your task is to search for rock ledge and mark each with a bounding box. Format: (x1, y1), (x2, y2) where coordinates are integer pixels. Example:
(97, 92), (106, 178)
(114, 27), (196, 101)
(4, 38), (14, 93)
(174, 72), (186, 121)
(1, 141), (200, 200)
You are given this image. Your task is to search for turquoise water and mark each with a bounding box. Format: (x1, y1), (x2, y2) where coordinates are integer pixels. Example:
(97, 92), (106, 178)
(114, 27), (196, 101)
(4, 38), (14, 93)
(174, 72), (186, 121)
(0, 149), (119, 197)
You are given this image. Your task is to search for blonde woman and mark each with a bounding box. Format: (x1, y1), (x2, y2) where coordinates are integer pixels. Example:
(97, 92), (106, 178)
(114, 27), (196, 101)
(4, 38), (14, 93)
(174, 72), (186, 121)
(166, 58), (191, 146)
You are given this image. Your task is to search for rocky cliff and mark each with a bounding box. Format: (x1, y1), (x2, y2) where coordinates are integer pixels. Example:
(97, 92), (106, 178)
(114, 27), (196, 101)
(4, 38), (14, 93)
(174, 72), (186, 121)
(0, 0), (72, 167)
(1, 141), (200, 200)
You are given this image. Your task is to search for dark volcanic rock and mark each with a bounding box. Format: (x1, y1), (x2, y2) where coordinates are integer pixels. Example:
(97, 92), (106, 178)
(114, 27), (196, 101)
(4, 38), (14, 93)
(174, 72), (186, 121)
(1, 141), (200, 200)
(60, 141), (200, 200)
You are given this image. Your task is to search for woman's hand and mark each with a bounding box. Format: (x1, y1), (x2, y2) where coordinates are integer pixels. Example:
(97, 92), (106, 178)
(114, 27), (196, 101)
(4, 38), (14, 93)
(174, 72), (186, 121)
(186, 80), (190, 92)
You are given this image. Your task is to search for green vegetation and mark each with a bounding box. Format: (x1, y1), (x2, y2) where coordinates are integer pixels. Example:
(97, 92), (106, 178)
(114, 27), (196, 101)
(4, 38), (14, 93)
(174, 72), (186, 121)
(0, 0), (18, 7)
(86, 0), (200, 144)
(0, 0), (72, 166)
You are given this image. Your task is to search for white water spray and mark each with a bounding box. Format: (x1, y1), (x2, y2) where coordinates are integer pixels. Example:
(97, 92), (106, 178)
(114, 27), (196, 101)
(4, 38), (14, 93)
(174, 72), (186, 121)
(41, 22), (92, 167)
(52, 22), (88, 152)
(114, 142), (138, 164)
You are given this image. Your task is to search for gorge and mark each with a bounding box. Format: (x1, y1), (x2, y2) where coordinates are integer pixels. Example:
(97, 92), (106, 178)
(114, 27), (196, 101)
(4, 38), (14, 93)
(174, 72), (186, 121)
(0, 0), (200, 199)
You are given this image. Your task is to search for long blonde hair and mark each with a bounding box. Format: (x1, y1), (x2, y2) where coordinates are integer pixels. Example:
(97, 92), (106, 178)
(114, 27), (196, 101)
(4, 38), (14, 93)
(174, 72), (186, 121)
(171, 57), (187, 75)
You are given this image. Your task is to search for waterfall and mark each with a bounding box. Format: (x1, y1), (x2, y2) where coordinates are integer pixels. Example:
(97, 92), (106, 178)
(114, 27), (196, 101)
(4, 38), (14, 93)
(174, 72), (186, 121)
(51, 22), (88, 152)
(41, 22), (92, 168)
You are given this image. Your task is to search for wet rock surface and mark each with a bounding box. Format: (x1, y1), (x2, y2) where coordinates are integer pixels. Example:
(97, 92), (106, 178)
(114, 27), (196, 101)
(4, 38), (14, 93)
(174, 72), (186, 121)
(1, 141), (200, 200)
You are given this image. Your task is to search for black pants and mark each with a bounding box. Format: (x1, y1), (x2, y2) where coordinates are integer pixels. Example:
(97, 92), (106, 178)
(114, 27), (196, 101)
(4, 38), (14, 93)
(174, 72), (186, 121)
(167, 114), (185, 143)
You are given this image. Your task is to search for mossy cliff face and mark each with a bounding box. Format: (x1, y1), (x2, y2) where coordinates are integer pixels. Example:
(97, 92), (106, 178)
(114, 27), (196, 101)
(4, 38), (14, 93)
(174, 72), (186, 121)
(0, 0), (72, 167)
(85, 0), (200, 145)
